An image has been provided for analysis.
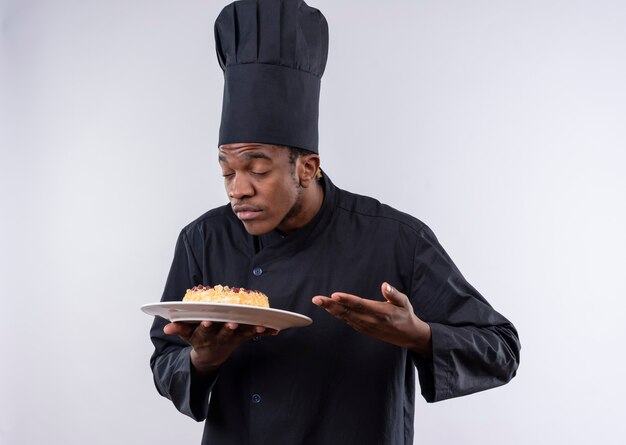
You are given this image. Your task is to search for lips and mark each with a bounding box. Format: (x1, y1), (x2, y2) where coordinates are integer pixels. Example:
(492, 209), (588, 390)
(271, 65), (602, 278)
(232, 204), (263, 221)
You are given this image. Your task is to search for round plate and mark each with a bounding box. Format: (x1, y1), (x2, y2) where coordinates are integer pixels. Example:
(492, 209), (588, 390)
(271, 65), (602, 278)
(141, 302), (312, 330)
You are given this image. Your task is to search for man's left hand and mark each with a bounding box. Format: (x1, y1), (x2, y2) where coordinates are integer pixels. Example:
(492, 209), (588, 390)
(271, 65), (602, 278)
(312, 282), (432, 356)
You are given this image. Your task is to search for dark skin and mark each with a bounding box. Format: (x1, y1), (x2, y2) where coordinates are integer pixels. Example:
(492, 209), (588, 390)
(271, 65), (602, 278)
(312, 283), (432, 355)
(164, 143), (432, 374)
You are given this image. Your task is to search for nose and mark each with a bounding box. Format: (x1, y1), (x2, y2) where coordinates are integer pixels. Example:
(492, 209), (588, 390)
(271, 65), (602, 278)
(227, 173), (254, 199)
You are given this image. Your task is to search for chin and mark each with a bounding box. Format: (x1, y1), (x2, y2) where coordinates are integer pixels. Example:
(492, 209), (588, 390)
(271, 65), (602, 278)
(241, 220), (275, 236)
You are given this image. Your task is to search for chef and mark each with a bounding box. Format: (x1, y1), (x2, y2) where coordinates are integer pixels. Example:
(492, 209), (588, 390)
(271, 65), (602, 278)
(149, 0), (521, 443)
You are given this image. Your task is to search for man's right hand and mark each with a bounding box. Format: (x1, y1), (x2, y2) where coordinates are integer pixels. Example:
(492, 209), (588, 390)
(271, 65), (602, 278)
(164, 321), (278, 374)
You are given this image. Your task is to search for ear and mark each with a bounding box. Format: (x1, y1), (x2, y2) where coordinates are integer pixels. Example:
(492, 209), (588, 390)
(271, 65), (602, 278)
(297, 154), (321, 187)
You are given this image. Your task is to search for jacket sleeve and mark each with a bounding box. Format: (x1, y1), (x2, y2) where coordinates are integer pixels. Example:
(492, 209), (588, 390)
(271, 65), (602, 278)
(409, 225), (521, 402)
(149, 229), (218, 421)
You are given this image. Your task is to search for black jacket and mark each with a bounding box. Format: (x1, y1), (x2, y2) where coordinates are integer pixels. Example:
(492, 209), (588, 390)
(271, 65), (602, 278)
(150, 174), (520, 444)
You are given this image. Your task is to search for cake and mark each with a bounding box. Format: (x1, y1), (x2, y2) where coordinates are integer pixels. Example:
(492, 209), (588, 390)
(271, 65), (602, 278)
(183, 284), (270, 308)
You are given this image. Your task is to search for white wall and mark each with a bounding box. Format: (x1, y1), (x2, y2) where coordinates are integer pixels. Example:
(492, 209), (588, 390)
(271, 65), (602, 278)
(1, 1), (625, 444)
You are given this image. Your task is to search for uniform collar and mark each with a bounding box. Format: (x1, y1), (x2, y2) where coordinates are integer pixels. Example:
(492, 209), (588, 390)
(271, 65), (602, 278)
(254, 171), (337, 257)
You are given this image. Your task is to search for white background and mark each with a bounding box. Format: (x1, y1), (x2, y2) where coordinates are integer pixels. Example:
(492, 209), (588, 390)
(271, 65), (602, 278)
(2, 1), (625, 444)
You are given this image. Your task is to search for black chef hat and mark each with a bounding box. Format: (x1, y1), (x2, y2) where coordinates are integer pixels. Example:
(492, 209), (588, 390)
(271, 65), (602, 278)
(215, 0), (329, 153)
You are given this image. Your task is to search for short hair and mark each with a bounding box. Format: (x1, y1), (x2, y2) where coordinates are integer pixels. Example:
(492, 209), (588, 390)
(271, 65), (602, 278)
(287, 146), (323, 180)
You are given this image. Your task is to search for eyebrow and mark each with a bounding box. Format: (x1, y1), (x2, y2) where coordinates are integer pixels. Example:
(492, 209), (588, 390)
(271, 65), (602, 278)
(218, 152), (273, 163)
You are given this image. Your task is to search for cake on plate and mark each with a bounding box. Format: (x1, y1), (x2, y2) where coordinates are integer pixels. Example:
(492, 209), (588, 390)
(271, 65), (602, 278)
(182, 284), (270, 308)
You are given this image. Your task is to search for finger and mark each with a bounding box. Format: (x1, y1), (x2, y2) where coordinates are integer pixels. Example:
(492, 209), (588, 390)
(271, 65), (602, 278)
(313, 295), (338, 309)
(312, 295), (340, 311)
(313, 295), (358, 321)
(330, 292), (382, 314)
(381, 282), (409, 307)
(163, 321), (197, 338)
(314, 294), (395, 327)
(256, 327), (280, 337)
(315, 294), (374, 319)
(312, 295), (331, 306)
(215, 322), (261, 340)
(200, 320), (238, 336)
(187, 321), (220, 343)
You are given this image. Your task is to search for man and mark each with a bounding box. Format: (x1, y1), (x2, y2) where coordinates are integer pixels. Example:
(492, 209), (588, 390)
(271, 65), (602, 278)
(149, 1), (521, 444)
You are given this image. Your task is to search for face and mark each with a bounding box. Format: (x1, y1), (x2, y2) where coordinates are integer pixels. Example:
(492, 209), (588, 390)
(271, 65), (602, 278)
(219, 143), (304, 235)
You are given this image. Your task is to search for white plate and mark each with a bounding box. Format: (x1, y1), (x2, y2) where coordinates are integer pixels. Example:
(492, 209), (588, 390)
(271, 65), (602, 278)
(141, 302), (312, 330)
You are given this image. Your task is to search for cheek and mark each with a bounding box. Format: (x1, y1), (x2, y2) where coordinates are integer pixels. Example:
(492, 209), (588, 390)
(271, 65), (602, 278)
(267, 180), (299, 212)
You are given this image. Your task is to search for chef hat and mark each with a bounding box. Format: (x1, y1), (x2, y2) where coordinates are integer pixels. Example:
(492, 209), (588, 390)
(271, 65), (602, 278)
(215, 0), (329, 153)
